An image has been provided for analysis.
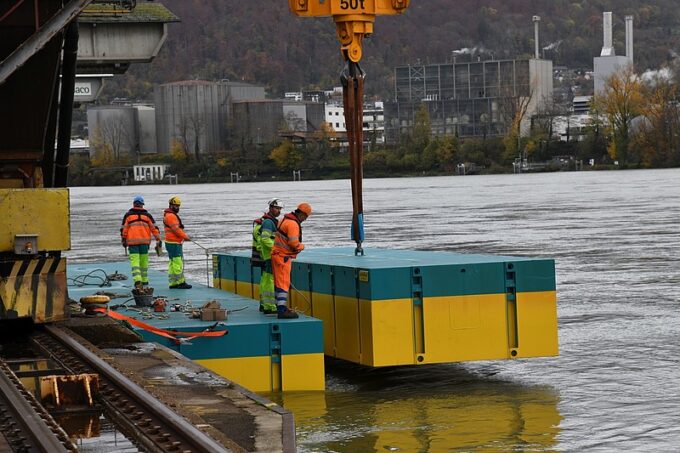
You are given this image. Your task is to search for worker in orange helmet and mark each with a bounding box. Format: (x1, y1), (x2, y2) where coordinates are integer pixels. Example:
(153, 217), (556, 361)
(271, 202), (312, 319)
(120, 195), (161, 288)
(164, 196), (192, 289)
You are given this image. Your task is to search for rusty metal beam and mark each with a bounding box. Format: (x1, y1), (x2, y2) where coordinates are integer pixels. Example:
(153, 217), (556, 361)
(54, 21), (79, 188)
(0, 360), (73, 452)
(46, 325), (231, 453)
(0, 0), (92, 85)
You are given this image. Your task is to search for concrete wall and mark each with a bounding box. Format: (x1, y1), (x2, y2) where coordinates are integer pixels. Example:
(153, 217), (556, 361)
(77, 22), (168, 74)
(87, 105), (157, 158)
(302, 102), (325, 132)
(594, 55), (630, 95)
(232, 101), (325, 146)
(154, 81), (265, 155)
(523, 59), (554, 134)
(136, 106), (157, 154)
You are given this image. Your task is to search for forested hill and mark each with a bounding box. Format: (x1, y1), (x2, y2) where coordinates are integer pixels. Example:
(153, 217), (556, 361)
(107, 0), (680, 100)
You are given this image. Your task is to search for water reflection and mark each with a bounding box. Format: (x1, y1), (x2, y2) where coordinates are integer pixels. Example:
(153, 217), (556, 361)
(273, 361), (561, 452)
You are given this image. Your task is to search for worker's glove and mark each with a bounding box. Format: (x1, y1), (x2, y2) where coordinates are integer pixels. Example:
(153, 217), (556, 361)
(121, 239), (127, 248)
(155, 241), (163, 256)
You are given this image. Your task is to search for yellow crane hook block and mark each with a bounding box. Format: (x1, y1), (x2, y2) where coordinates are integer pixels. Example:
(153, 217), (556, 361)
(288, 0), (410, 62)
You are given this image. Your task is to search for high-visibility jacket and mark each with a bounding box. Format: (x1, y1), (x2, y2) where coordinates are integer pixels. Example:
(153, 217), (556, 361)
(163, 209), (189, 244)
(121, 207), (161, 246)
(273, 212), (304, 257)
(252, 213), (278, 266)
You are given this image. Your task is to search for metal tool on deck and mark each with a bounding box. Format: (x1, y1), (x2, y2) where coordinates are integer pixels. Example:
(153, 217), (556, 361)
(288, 0), (410, 256)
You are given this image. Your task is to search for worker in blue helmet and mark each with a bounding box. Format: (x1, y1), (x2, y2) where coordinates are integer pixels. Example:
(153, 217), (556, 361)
(120, 195), (161, 288)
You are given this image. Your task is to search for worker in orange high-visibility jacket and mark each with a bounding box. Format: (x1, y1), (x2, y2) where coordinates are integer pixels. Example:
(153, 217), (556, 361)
(163, 196), (192, 289)
(120, 195), (161, 287)
(271, 202), (312, 319)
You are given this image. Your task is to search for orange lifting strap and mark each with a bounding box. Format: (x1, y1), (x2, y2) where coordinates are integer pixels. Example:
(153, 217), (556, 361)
(94, 308), (228, 345)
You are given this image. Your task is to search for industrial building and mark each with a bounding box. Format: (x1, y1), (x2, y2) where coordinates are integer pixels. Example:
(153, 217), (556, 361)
(154, 80), (265, 154)
(325, 104), (346, 133)
(231, 100), (325, 146)
(593, 12), (634, 95)
(323, 101), (385, 146)
(364, 101), (386, 146)
(87, 104), (157, 157)
(384, 57), (553, 143)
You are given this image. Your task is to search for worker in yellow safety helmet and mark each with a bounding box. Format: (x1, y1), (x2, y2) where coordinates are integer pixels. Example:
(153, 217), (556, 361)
(163, 196), (192, 289)
(271, 202), (312, 319)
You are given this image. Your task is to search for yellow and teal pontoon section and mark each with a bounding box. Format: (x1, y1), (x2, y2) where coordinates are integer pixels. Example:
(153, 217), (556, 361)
(213, 248), (558, 367)
(66, 262), (324, 392)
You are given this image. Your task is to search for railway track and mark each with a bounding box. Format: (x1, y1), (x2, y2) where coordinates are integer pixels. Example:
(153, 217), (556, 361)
(0, 326), (230, 453)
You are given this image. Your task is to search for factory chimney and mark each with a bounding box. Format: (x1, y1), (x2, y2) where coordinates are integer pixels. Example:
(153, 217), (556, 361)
(533, 15), (541, 59)
(601, 12), (614, 57)
(625, 15), (634, 64)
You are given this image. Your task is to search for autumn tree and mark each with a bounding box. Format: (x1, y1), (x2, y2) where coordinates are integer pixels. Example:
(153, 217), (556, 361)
(633, 73), (680, 167)
(90, 115), (132, 164)
(188, 113), (205, 160)
(269, 140), (302, 171)
(501, 85), (535, 163)
(170, 138), (189, 162)
(175, 116), (192, 157)
(307, 122), (338, 170)
(592, 66), (644, 166)
(423, 135), (459, 172)
(412, 103), (432, 151)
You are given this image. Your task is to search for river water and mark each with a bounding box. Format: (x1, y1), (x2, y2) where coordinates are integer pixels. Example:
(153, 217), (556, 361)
(66, 168), (680, 452)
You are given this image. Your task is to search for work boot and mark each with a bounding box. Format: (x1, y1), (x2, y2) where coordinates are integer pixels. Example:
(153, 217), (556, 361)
(170, 282), (192, 289)
(134, 281), (143, 290)
(277, 308), (299, 319)
(260, 303), (277, 315)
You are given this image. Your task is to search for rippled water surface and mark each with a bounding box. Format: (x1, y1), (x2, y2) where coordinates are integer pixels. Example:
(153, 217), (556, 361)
(66, 169), (680, 452)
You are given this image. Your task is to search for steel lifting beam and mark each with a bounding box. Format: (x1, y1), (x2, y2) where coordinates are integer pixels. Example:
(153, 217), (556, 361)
(0, 0), (93, 85)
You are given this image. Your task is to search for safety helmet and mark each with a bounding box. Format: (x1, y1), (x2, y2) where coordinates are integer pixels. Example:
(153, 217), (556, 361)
(268, 198), (284, 209)
(297, 202), (312, 216)
(169, 196), (181, 206)
(133, 195), (145, 205)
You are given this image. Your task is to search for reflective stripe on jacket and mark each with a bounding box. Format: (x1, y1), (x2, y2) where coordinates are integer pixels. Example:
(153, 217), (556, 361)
(273, 212), (304, 257)
(252, 213), (278, 265)
(163, 209), (189, 244)
(121, 207), (160, 246)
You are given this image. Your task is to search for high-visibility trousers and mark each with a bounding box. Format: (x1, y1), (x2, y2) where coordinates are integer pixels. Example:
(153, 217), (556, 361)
(260, 260), (275, 305)
(271, 252), (292, 306)
(128, 244), (150, 284)
(165, 242), (185, 287)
